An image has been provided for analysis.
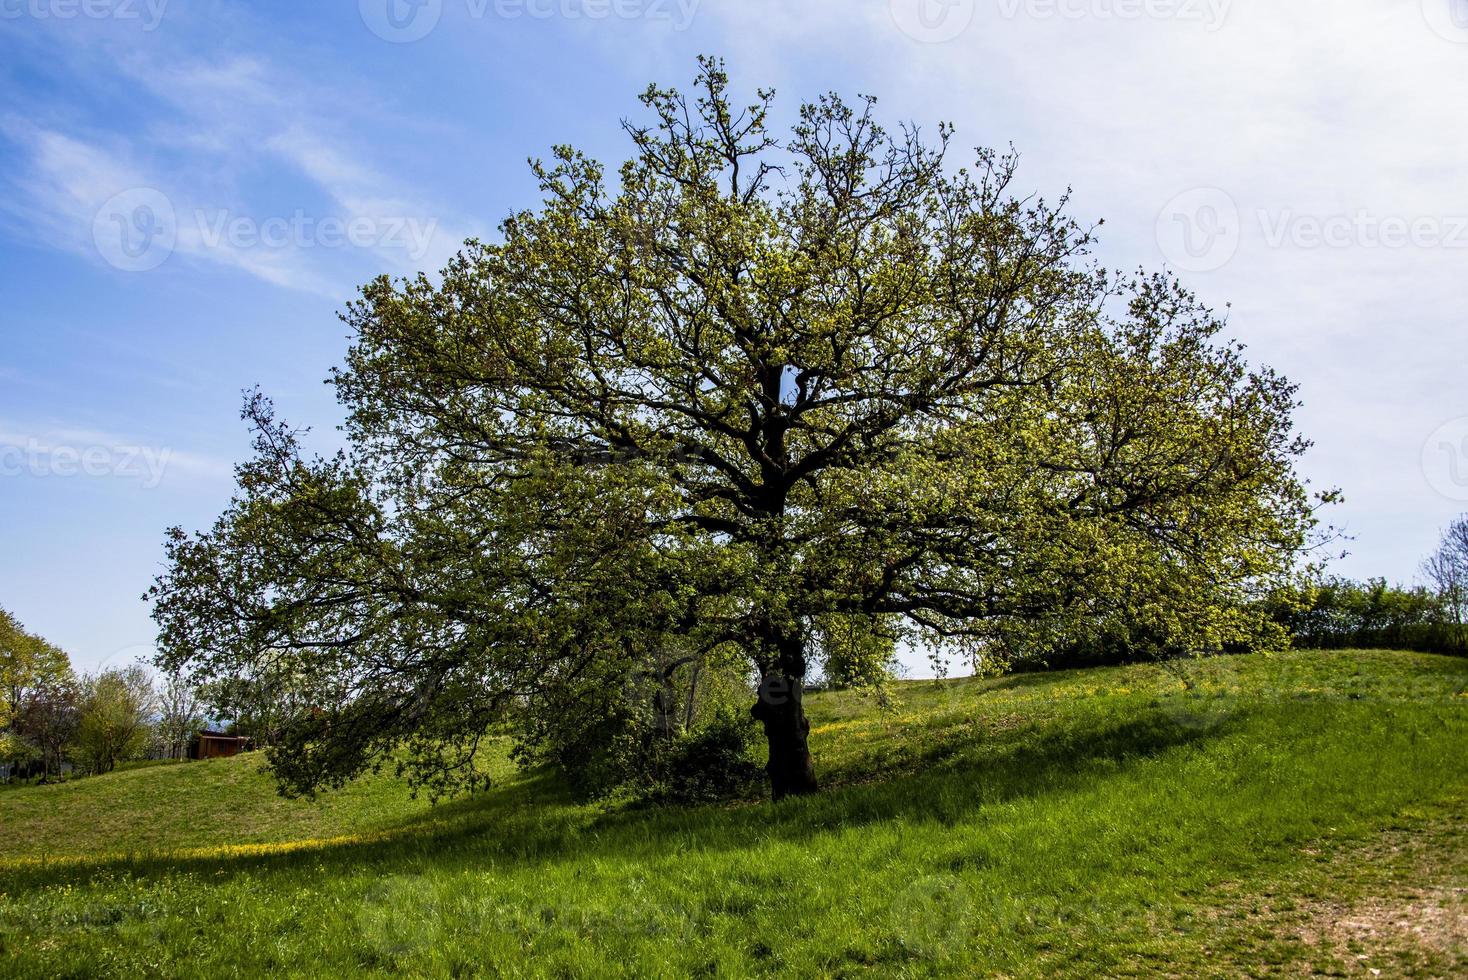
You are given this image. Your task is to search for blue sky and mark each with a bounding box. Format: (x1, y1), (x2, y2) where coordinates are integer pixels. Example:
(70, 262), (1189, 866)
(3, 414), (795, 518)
(2, 0), (1466, 675)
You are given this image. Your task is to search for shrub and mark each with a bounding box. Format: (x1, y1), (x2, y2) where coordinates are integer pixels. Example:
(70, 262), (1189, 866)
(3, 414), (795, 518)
(653, 708), (763, 806)
(512, 649), (761, 802)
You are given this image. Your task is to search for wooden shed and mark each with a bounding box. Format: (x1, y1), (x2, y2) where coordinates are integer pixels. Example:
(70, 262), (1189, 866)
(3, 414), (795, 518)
(191, 731), (252, 759)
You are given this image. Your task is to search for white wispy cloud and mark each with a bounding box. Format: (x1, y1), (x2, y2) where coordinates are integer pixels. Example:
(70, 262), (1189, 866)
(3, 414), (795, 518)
(0, 39), (477, 294)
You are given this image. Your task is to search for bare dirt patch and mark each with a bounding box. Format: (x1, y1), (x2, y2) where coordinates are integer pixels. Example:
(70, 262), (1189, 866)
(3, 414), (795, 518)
(1294, 818), (1467, 976)
(1194, 807), (1466, 977)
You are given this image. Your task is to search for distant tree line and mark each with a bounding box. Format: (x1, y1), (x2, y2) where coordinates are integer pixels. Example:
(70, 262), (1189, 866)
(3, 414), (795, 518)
(1259, 516), (1468, 655)
(0, 607), (282, 784)
(1259, 579), (1452, 653)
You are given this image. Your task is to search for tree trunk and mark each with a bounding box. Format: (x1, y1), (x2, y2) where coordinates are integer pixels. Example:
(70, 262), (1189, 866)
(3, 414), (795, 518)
(747, 514), (817, 798)
(684, 661), (702, 731)
(751, 664), (818, 800)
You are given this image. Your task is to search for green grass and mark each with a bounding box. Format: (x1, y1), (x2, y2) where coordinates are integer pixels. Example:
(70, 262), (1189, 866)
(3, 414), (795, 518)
(0, 649), (1464, 977)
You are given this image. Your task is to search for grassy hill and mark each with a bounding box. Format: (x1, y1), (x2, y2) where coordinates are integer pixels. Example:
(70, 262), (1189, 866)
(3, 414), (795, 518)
(0, 650), (1464, 977)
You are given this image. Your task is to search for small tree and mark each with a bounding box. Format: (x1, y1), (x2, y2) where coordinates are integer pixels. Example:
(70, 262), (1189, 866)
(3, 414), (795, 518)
(2, 609), (68, 734)
(1, 607), (75, 774)
(155, 670), (204, 760)
(74, 665), (155, 775)
(1422, 516), (1468, 652)
(198, 654), (317, 748)
(16, 673), (79, 778)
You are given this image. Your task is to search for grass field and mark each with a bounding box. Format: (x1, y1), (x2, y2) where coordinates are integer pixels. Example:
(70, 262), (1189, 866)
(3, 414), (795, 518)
(0, 649), (1464, 977)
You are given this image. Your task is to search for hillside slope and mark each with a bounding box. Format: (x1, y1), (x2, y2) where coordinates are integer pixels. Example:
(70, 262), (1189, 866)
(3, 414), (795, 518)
(1, 650), (1464, 977)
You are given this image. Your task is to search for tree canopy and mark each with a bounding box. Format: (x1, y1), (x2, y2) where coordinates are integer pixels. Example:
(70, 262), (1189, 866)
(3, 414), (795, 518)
(1, 606), (78, 776)
(151, 59), (1320, 800)
(72, 665), (155, 776)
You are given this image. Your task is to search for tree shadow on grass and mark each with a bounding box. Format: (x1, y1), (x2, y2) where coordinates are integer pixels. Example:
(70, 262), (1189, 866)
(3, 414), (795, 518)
(0, 708), (1225, 895)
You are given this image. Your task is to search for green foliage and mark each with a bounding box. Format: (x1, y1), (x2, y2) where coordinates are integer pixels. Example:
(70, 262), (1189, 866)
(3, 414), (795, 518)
(149, 59), (1320, 801)
(0, 651), (1462, 976)
(1266, 577), (1453, 653)
(73, 666), (155, 776)
(0, 606), (77, 777)
(509, 668), (654, 801)
(1026, 597), (1292, 668)
(813, 613), (900, 688)
(512, 649), (758, 802)
(651, 707), (763, 805)
(0, 729), (37, 767)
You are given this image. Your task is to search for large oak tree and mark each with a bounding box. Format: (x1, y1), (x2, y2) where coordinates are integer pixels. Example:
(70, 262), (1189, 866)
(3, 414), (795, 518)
(151, 60), (1319, 800)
